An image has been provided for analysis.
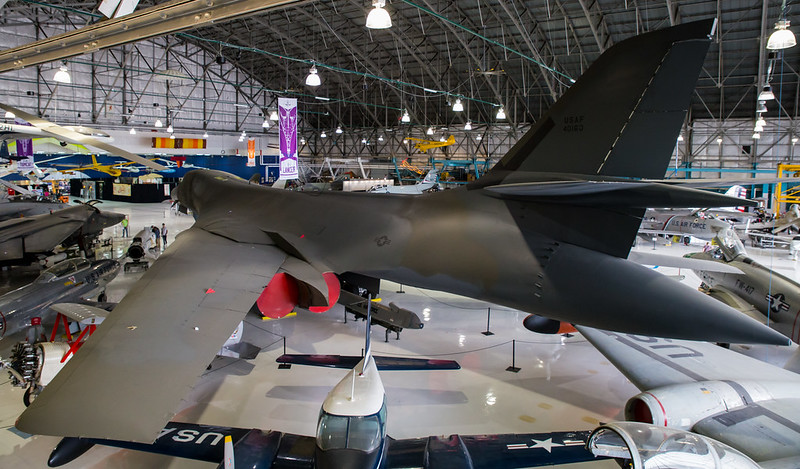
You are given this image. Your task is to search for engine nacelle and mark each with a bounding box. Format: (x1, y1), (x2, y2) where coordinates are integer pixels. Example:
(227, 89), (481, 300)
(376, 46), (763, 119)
(522, 314), (576, 334)
(625, 380), (798, 430)
(257, 271), (340, 319)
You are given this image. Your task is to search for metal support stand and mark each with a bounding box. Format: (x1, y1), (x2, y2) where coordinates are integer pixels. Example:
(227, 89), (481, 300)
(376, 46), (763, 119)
(506, 339), (521, 373)
(278, 337), (291, 369)
(396, 284), (405, 294)
(481, 307), (494, 336)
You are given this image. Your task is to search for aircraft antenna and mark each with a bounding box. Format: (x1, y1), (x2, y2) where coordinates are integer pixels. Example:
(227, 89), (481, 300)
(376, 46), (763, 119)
(362, 293), (373, 375)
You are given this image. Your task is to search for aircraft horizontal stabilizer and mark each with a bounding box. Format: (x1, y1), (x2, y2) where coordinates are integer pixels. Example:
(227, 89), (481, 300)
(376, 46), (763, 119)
(486, 181), (757, 209)
(277, 354), (460, 370)
(628, 251), (744, 274)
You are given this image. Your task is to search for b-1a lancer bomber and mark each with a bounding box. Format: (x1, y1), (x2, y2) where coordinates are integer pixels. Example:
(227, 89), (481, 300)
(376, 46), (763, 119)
(16, 19), (791, 445)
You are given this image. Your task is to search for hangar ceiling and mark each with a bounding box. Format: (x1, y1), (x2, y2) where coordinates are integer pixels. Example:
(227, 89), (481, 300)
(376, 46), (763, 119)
(0, 0), (798, 159)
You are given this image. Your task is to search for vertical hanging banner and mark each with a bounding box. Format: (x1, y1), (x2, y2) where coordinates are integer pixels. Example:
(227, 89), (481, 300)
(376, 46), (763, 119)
(278, 97), (298, 180)
(15, 138), (34, 172)
(247, 138), (256, 167)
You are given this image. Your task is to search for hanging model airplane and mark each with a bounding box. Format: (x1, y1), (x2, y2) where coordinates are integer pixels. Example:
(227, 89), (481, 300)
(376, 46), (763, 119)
(14, 20), (792, 447)
(0, 104), (166, 171)
(405, 135), (455, 153)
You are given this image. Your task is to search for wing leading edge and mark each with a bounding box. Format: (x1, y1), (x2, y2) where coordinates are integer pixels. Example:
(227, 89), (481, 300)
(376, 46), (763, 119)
(16, 228), (284, 442)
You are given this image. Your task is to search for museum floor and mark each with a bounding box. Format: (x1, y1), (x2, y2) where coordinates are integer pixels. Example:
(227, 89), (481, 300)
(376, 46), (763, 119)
(0, 199), (796, 468)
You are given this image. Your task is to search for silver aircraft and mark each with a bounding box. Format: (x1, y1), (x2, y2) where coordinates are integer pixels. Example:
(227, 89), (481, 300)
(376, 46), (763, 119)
(579, 326), (800, 468)
(687, 235), (800, 345)
(15, 20), (792, 446)
(0, 257), (120, 341)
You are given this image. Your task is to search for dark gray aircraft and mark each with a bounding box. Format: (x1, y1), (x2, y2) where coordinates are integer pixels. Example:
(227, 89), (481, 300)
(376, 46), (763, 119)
(16, 20), (792, 446)
(0, 196), (67, 222)
(0, 203), (123, 265)
(0, 257), (120, 341)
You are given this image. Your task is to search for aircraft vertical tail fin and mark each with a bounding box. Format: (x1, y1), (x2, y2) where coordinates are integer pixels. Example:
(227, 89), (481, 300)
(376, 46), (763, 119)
(482, 19), (715, 182)
(422, 169), (438, 184)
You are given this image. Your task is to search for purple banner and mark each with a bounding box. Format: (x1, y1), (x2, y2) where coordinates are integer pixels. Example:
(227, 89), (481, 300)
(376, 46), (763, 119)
(16, 138), (32, 157)
(278, 97), (298, 180)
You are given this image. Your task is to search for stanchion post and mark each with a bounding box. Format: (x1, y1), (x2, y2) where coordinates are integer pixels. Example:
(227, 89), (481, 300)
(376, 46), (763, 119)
(278, 336), (291, 369)
(481, 307), (494, 336)
(506, 339), (521, 373)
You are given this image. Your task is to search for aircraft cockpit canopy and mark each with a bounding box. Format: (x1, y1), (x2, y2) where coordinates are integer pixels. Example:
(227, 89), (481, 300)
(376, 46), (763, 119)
(316, 399), (387, 453)
(38, 258), (91, 282)
(587, 422), (760, 469)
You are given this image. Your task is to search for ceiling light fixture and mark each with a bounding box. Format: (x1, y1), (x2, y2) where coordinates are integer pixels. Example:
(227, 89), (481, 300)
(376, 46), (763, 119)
(361, 137), (367, 144)
(464, 121), (472, 131)
(129, 127), (136, 135)
(167, 124), (173, 133)
(53, 64), (71, 84)
(756, 116), (766, 127)
(757, 101), (768, 113)
(378, 135), (384, 142)
(759, 85), (775, 101)
(154, 119), (163, 128)
(401, 110), (411, 123)
(755, 123), (764, 132)
(752, 132), (761, 140)
(496, 107), (506, 119)
(677, 134), (684, 142)
(269, 110), (279, 121)
(4, 111), (14, 119)
(320, 130), (327, 138)
(716, 137), (723, 144)
(305, 64), (321, 87)
(300, 137), (306, 145)
(170, 134), (175, 140)
(452, 99), (464, 112)
(767, 19), (796, 50)
(336, 125), (343, 134)
(476, 134), (482, 141)
(426, 126), (434, 135)
(202, 131), (209, 138)
(793, 137), (799, 144)
(262, 119), (270, 128)
(366, 0), (392, 29)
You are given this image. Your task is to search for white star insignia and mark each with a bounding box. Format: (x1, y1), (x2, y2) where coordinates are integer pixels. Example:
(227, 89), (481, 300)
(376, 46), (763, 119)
(530, 438), (564, 453)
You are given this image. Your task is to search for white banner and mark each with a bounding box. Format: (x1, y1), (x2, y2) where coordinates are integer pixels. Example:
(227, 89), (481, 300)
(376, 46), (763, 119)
(278, 97), (298, 180)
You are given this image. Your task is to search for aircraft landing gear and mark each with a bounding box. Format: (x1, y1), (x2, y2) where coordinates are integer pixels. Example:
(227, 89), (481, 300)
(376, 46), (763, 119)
(98, 292), (107, 302)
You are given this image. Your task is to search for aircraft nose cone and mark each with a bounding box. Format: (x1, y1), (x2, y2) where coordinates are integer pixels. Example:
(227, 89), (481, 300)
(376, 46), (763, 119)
(100, 211), (125, 228)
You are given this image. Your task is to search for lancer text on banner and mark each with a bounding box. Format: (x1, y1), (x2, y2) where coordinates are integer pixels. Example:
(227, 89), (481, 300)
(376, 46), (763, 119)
(278, 97), (298, 180)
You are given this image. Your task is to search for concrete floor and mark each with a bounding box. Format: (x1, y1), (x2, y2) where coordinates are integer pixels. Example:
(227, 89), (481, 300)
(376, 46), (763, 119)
(0, 201), (797, 468)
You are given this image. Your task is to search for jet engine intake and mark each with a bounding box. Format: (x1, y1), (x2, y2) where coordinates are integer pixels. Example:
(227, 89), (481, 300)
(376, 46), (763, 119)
(522, 314), (576, 334)
(624, 380), (797, 430)
(257, 271), (340, 319)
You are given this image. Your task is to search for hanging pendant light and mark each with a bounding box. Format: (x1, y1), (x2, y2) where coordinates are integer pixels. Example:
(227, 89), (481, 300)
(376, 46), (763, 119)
(269, 110), (279, 121)
(756, 101), (768, 113)
(336, 125), (343, 134)
(767, 19), (796, 50)
(154, 119), (163, 128)
(53, 64), (71, 84)
(496, 107), (506, 119)
(401, 109), (411, 123)
(305, 65), (321, 87)
(452, 99), (464, 112)
(129, 127), (136, 135)
(167, 124), (174, 133)
(366, 0), (392, 29)
(202, 131), (209, 138)
(170, 134), (175, 140)
(320, 130), (327, 138)
(759, 85), (775, 101)
(262, 119), (270, 128)
(752, 132), (761, 140)
(426, 126), (434, 135)
(464, 121), (473, 131)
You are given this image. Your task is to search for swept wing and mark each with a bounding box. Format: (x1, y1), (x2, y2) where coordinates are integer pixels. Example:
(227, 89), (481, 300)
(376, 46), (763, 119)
(16, 228), (283, 442)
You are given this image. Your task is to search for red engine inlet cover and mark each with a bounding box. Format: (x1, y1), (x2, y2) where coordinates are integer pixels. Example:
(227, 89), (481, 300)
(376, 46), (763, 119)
(308, 272), (341, 313)
(257, 273), (299, 319)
